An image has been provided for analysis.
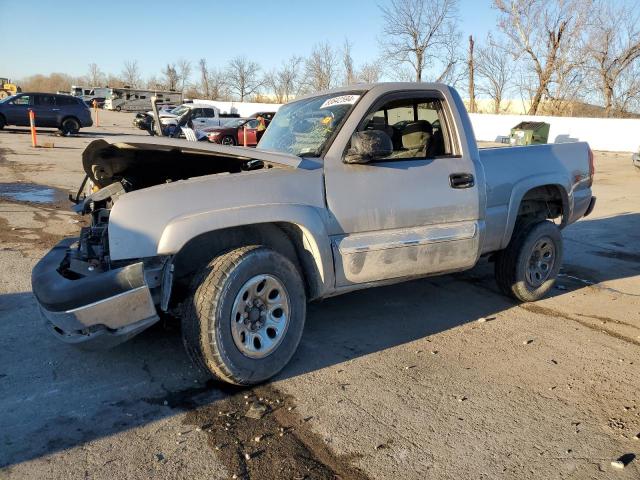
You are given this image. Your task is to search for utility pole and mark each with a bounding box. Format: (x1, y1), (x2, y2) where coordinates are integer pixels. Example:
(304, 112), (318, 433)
(468, 35), (477, 113)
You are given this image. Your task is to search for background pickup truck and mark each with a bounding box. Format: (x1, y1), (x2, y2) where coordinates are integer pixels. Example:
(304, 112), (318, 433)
(32, 83), (596, 386)
(133, 103), (238, 134)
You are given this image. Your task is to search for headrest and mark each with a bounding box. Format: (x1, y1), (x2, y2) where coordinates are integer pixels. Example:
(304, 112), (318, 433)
(402, 121), (432, 149)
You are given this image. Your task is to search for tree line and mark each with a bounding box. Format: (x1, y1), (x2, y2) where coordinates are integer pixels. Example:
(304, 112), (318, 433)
(17, 0), (640, 117)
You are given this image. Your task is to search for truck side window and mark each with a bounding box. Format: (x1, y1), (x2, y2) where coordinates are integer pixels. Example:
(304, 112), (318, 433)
(361, 97), (450, 160)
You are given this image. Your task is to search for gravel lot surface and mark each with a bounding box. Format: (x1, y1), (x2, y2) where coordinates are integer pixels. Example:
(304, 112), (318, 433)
(1, 111), (639, 479)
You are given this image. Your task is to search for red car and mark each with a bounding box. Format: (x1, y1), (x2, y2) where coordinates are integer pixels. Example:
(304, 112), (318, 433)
(205, 118), (264, 146)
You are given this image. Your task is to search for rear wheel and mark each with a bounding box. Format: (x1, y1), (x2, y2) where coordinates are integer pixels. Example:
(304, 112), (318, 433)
(495, 220), (563, 302)
(60, 117), (80, 135)
(0, 115), (5, 130)
(181, 246), (306, 385)
(115, 106), (121, 112)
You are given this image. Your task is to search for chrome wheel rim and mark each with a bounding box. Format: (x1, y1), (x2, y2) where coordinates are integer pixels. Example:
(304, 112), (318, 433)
(526, 236), (555, 288)
(222, 136), (234, 145)
(230, 274), (290, 359)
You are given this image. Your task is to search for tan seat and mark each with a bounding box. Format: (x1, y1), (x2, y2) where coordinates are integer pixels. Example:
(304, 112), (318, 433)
(391, 120), (433, 159)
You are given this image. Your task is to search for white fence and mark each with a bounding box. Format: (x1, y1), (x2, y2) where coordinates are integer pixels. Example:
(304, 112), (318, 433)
(191, 101), (638, 153)
(469, 113), (639, 153)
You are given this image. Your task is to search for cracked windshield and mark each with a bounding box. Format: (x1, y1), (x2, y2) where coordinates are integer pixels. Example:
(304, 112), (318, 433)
(258, 93), (361, 156)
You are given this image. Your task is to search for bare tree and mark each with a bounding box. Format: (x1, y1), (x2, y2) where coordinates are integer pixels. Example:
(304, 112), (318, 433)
(198, 58), (210, 98)
(265, 56), (304, 103)
(146, 75), (162, 90)
(305, 42), (339, 92)
(467, 35), (477, 113)
(177, 58), (192, 92)
(208, 68), (229, 100)
(475, 36), (513, 113)
(358, 61), (384, 83)
(612, 61), (640, 115)
(227, 56), (262, 101)
(87, 63), (104, 86)
(105, 74), (125, 88)
(162, 64), (179, 91)
(379, 0), (460, 82)
(342, 39), (356, 85)
(586, 0), (640, 116)
(493, 0), (591, 115)
(121, 60), (141, 88)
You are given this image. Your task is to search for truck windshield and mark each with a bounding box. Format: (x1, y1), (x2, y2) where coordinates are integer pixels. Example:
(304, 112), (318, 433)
(258, 92), (362, 157)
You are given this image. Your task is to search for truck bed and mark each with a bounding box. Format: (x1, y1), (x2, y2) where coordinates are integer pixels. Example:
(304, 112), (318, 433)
(478, 142), (593, 254)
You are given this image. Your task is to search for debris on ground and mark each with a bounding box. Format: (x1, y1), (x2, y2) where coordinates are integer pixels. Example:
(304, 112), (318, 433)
(245, 402), (269, 420)
(611, 453), (636, 469)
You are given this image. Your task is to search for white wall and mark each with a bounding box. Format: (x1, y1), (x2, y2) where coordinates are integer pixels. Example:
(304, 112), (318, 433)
(193, 100), (282, 118)
(190, 101), (638, 153)
(469, 113), (639, 153)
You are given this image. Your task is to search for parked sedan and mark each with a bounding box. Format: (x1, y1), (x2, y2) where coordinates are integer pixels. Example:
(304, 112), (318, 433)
(0, 93), (92, 134)
(205, 118), (264, 146)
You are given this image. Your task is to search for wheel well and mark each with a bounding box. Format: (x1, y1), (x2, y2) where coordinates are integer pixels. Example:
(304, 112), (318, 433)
(60, 116), (80, 128)
(170, 223), (323, 306)
(516, 185), (566, 227)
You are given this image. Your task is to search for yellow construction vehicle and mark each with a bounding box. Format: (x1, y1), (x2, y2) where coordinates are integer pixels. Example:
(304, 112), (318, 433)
(0, 78), (21, 99)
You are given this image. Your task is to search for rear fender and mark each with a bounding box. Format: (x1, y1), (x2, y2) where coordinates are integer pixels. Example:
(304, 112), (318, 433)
(501, 175), (570, 249)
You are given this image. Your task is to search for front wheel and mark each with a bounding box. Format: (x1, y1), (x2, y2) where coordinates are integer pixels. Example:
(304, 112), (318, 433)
(495, 220), (563, 302)
(181, 246), (306, 385)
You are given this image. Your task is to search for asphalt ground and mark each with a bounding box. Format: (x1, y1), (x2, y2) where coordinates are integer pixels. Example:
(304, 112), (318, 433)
(1, 110), (639, 479)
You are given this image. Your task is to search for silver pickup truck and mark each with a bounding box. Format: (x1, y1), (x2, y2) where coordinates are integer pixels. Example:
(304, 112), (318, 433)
(32, 83), (596, 385)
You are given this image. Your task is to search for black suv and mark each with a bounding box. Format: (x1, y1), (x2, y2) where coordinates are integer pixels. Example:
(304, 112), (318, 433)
(0, 93), (93, 134)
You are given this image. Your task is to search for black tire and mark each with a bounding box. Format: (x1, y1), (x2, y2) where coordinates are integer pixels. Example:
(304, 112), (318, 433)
(181, 245), (306, 385)
(221, 135), (236, 146)
(115, 106), (122, 112)
(495, 220), (563, 302)
(0, 115), (5, 129)
(60, 117), (80, 135)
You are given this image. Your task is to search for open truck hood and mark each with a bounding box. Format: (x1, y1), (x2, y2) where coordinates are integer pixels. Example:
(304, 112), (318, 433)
(82, 136), (304, 189)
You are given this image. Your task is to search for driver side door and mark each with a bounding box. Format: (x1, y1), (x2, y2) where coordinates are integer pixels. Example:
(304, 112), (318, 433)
(324, 91), (481, 287)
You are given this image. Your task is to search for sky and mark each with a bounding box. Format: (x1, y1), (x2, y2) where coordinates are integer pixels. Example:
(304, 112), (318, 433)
(0, 0), (499, 82)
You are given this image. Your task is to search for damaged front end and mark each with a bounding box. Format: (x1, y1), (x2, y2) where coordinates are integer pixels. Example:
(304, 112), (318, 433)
(33, 136), (292, 348)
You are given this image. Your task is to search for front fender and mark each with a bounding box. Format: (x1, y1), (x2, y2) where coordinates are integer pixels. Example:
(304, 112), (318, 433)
(501, 174), (571, 249)
(158, 204), (334, 294)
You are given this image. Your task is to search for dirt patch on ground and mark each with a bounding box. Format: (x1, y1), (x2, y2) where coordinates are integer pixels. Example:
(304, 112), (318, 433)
(0, 216), (67, 251)
(148, 382), (370, 480)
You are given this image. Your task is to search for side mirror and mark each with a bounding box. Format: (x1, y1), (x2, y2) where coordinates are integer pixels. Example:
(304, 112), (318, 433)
(344, 130), (393, 164)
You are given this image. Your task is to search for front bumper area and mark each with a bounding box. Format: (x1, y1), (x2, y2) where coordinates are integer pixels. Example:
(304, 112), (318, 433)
(31, 238), (159, 349)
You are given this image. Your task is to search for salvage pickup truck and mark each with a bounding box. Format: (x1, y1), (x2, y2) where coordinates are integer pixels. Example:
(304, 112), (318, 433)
(32, 83), (596, 385)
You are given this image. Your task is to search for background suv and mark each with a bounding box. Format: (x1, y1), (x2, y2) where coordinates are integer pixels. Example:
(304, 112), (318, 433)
(0, 93), (93, 134)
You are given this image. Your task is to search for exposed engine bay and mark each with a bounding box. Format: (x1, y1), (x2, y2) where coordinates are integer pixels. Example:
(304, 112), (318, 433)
(64, 137), (284, 277)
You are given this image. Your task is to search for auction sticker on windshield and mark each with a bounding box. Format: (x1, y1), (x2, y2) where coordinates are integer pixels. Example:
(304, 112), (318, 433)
(320, 94), (360, 109)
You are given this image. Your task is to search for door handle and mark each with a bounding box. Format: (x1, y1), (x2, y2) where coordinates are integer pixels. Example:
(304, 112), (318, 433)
(449, 173), (475, 189)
